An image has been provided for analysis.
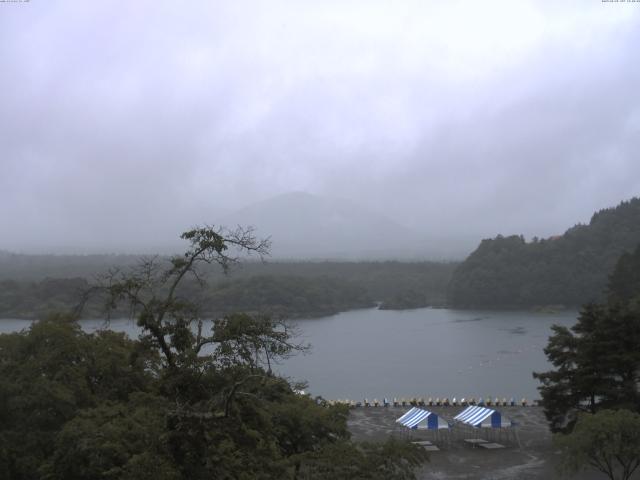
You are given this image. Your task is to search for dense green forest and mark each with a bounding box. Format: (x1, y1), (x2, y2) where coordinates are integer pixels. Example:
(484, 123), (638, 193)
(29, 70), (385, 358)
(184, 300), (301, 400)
(5, 197), (639, 317)
(0, 314), (427, 479)
(449, 198), (640, 308)
(0, 260), (455, 319)
(534, 242), (640, 432)
(533, 244), (640, 480)
(0, 228), (428, 479)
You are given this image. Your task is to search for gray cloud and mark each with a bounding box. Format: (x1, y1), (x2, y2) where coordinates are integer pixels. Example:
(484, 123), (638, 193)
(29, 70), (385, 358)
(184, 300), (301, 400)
(1, 1), (639, 254)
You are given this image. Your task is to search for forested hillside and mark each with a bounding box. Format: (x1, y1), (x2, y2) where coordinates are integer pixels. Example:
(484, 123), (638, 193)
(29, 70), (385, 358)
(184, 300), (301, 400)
(449, 198), (640, 308)
(0, 227), (428, 479)
(0, 261), (456, 319)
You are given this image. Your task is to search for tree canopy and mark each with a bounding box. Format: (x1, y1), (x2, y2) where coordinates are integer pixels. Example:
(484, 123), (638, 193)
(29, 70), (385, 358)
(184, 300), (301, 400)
(0, 226), (428, 479)
(449, 198), (640, 308)
(0, 261), (456, 320)
(534, 243), (640, 433)
(555, 409), (640, 480)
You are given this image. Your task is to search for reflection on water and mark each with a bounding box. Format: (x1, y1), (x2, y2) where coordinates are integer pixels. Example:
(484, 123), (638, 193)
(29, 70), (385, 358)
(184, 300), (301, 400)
(452, 316), (488, 323)
(506, 326), (527, 335)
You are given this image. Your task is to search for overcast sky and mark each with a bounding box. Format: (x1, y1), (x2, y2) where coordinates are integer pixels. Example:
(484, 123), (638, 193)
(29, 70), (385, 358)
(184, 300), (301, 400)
(1, 1), (639, 254)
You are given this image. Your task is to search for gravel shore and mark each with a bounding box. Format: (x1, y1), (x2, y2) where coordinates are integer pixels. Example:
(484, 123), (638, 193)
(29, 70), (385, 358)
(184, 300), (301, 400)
(348, 405), (631, 480)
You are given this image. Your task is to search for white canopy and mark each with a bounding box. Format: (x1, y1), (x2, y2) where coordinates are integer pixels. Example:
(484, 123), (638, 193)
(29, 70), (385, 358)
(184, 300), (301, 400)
(396, 407), (450, 430)
(454, 405), (512, 428)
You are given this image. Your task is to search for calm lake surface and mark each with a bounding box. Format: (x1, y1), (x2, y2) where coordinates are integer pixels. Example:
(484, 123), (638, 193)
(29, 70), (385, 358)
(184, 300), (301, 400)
(0, 308), (577, 401)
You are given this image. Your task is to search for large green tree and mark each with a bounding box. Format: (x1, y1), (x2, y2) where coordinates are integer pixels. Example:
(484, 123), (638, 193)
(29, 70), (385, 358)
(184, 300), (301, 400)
(0, 315), (157, 479)
(1, 226), (428, 479)
(534, 244), (640, 432)
(556, 409), (640, 480)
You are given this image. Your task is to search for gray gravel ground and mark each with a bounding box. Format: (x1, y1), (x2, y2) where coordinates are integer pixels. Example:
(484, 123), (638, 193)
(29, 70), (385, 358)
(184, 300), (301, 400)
(347, 405), (637, 480)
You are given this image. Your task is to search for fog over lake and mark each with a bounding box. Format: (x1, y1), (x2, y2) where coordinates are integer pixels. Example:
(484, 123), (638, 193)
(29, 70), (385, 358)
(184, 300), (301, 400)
(1, 307), (577, 401)
(279, 308), (577, 401)
(2, 3), (639, 255)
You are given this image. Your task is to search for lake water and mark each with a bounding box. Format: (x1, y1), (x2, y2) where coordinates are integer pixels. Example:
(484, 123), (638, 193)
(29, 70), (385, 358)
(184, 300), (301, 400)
(281, 308), (577, 401)
(0, 308), (577, 401)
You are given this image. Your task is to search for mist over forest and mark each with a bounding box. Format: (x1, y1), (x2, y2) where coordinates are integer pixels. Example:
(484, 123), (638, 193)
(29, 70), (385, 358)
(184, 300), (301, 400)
(1, 2), (639, 256)
(2, 2), (640, 480)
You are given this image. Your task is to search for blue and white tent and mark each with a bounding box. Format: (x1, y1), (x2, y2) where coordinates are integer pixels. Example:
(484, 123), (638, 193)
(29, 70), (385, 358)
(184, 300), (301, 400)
(453, 405), (520, 447)
(453, 405), (512, 428)
(396, 407), (450, 430)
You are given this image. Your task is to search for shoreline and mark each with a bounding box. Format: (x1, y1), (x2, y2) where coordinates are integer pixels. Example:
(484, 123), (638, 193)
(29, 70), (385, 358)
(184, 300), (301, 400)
(0, 302), (580, 322)
(327, 398), (540, 408)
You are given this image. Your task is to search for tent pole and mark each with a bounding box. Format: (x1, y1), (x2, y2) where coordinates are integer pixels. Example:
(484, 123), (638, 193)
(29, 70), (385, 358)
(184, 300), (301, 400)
(515, 427), (522, 450)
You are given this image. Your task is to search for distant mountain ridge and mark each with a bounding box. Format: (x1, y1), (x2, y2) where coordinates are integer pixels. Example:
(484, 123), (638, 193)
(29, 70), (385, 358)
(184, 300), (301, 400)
(223, 191), (432, 259)
(449, 197), (640, 308)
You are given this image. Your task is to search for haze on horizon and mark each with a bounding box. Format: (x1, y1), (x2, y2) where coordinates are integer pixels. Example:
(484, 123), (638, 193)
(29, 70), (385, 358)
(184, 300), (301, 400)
(1, 1), (639, 256)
